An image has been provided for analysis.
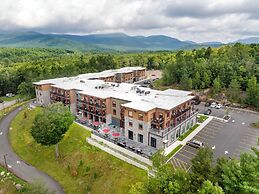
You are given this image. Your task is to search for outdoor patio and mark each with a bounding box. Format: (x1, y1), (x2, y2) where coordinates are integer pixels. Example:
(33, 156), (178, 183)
(76, 117), (157, 158)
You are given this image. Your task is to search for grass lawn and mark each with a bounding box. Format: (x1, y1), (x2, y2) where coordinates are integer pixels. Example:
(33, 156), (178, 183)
(0, 95), (19, 102)
(0, 165), (27, 194)
(178, 124), (200, 141)
(197, 115), (209, 123)
(9, 108), (147, 194)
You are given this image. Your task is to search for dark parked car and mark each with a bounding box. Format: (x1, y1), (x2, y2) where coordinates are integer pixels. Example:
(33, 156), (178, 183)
(204, 109), (212, 115)
(128, 145), (136, 151)
(186, 140), (204, 149)
(117, 142), (126, 148)
(0, 99), (3, 103)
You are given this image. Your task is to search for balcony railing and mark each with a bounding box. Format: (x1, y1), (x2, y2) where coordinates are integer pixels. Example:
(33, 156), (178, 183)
(149, 111), (198, 137)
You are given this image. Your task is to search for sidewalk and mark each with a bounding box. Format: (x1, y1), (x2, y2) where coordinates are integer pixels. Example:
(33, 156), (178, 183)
(164, 116), (213, 156)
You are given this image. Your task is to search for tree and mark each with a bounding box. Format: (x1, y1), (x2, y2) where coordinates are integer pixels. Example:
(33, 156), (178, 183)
(180, 74), (192, 90)
(31, 103), (74, 158)
(193, 71), (201, 89)
(190, 147), (214, 191)
(246, 76), (259, 108)
(228, 78), (241, 101)
(198, 180), (224, 194)
(17, 81), (35, 98)
(212, 77), (221, 94)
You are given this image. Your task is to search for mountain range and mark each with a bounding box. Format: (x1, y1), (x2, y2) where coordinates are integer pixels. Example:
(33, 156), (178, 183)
(0, 31), (258, 51)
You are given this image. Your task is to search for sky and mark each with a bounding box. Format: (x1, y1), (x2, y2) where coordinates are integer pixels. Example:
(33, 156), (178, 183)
(0, 0), (258, 43)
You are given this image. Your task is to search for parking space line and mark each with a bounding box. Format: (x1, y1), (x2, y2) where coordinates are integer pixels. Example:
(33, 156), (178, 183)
(197, 132), (215, 139)
(177, 152), (192, 160)
(181, 148), (197, 156)
(187, 165), (192, 172)
(237, 144), (251, 150)
(178, 160), (187, 170)
(201, 129), (218, 135)
(170, 159), (177, 169)
(195, 135), (211, 142)
(243, 133), (257, 138)
(173, 157), (186, 170)
(242, 136), (257, 142)
(174, 158), (181, 169)
(240, 141), (256, 147)
(184, 145), (199, 152)
(172, 158), (179, 169)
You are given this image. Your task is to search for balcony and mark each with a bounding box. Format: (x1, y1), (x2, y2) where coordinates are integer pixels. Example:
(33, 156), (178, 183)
(149, 111), (198, 137)
(151, 117), (164, 125)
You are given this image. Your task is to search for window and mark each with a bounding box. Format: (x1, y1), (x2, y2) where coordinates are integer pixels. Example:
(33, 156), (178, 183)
(151, 137), (156, 148)
(113, 109), (116, 115)
(139, 124), (143, 130)
(129, 121), (133, 127)
(128, 130), (133, 140)
(138, 134), (143, 143)
(138, 113), (143, 121)
(128, 110), (133, 117)
(112, 101), (116, 107)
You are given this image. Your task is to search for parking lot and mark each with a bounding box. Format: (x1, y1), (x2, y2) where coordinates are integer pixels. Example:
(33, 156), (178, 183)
(169, 112), (259, 171)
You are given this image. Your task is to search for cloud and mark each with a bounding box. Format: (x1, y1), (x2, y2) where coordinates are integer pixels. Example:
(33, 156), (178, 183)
(0, 0), (258, 42)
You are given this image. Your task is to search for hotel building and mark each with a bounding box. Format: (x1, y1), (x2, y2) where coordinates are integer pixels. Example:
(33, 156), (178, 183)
(34, 67), (197, 149)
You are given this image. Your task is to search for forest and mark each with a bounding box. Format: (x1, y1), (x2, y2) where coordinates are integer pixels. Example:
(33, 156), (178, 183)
(0, 43), (258, 108)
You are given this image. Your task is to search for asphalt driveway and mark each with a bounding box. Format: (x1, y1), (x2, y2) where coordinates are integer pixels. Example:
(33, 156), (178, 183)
(0, 105), (64, 194)
(169, 114), (259, 171)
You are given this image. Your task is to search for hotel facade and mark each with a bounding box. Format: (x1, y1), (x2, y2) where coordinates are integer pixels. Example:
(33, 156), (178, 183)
(34, 67), (197, 149)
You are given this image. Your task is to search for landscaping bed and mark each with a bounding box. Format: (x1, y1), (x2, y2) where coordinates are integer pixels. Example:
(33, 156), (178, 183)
(197, 115), (209, 123)
(9, 108), (147, 194)
(178, 124), (200, 141)
(165, 144), (183, 160)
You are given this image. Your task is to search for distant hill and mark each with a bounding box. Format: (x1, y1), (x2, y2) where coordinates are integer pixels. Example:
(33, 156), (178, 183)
(0, 31), (212, 51)
(235, 37), (259, 44)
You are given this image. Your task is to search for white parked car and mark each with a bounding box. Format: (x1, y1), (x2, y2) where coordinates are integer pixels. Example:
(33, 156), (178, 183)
(210, 102), (217, 108)
(216, 103), (222, 109)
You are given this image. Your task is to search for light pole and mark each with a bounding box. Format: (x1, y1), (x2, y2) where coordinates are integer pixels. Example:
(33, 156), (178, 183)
(4, 154), (8, 172)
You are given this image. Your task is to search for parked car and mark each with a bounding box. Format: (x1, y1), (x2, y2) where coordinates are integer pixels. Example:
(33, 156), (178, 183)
(215, 103), (222, 109)
(0, 99), (3, 103)
(117, 142), (126, 148)
(186, 140), (204, 149)
(210, 102), (217, 108)
(6, 93), (15, 97)
(204, 109), (212, 115)
(205, 102), (211, 107)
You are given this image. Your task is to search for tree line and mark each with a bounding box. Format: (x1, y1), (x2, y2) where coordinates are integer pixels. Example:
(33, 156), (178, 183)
(0, 44), (258, 109)
(161, 44), (259, 109)
(0, 48), (166, 98)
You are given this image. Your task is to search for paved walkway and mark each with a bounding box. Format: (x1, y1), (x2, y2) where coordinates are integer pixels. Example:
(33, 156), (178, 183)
(164, 116), (213, 157)
(0, 106), (64, 194)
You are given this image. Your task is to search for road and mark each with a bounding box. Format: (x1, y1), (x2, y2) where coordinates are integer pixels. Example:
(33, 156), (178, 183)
(169, 103), (259, 171)
(0, 105), (64, 194)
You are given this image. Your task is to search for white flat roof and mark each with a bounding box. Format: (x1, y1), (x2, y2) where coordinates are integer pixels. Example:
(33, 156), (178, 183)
(33, 66), (145, 86)
(34, 67), (194, 111)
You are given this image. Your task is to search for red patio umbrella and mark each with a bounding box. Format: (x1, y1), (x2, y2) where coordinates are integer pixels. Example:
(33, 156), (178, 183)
(112, 133), (120, 137)
(80, 117), (87, 122)
(102, 128), (110, 133)
(93, 121), (100, 126)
